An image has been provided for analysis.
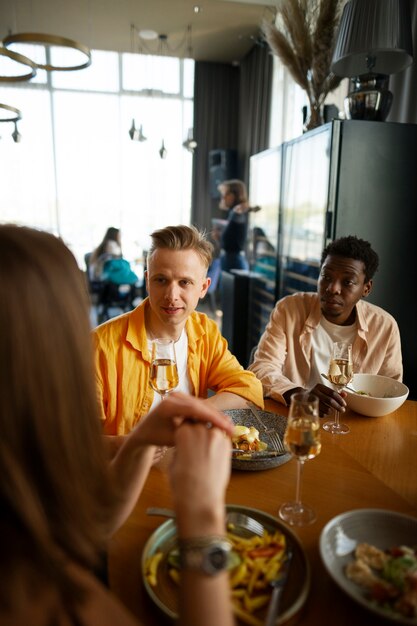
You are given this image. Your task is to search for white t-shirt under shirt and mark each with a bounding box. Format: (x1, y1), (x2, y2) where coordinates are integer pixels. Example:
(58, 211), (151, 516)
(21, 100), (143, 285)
(148, 329), (191, 410)
(308, 316), (357, 389)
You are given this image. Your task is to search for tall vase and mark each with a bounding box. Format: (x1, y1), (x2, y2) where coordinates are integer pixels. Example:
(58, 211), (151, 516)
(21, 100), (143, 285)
(303, 99), (324, 132)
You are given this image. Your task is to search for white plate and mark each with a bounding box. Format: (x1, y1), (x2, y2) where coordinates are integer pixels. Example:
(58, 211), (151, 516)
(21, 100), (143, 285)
(319, 508), (417, 624)
(142, 504), (310, 624)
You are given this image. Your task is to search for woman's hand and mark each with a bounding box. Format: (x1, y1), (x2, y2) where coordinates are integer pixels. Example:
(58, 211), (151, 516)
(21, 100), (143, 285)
(310, 383), (347, 417)
(131, 391), (234, 448)
(169, 422), (231, 537)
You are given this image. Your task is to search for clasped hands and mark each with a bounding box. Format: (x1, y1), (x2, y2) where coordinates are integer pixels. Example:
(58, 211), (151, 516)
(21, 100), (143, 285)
(131, 391), (234, 464)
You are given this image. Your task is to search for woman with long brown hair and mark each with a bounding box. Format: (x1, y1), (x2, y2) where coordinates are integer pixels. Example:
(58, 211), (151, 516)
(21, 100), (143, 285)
(0, 224), (234, 626)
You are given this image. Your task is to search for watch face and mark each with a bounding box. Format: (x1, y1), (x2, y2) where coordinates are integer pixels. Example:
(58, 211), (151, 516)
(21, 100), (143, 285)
(206, 545), (229, 573)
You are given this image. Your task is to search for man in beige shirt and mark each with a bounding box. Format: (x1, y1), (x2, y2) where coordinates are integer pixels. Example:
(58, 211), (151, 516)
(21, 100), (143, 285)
(249, 236), (402, 417)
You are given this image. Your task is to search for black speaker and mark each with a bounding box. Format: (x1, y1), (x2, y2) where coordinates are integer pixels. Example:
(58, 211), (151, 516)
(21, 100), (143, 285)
(209, 149), (237, 199)
(221, 269), (251, 367)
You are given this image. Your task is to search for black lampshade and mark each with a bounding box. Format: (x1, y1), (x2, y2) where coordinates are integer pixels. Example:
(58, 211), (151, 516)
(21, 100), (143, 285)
(331, 0), (413, 77)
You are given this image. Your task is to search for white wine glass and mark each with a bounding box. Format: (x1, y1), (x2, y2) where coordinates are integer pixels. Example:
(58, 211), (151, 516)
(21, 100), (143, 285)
(149, 338), (179, 400)
(323, 341), (353, 434)
(279, 392), (321, 526)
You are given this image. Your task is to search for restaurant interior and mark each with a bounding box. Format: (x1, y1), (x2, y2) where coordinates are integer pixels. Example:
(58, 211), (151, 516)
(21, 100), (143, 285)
(1, 1), (417, 625)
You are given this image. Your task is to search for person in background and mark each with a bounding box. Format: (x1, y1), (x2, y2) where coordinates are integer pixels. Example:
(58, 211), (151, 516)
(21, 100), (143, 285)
(0, 224), (234, 626)
(217, 178), (260, 272)
(94, 224), (264, 441)
(89, 226), (138, 285)
(89, 226), (122, 280)
(249, 235), (403, 417)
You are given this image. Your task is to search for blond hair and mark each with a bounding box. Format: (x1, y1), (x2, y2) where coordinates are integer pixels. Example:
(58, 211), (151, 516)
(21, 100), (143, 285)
(148, 224), (213, 270)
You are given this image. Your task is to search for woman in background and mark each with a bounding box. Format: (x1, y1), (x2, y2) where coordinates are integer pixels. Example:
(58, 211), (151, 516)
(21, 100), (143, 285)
(0, 224), (234, 626)
(88, 226), (122, 280)
(89, 226), (138, 286)
(217, 179), (260, 273)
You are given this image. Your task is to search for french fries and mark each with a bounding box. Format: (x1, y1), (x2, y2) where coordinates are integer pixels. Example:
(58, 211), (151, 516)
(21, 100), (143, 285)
(227, 528), (287, 623)
(154, 526), (287, 625)
(144, 550), (163, 587)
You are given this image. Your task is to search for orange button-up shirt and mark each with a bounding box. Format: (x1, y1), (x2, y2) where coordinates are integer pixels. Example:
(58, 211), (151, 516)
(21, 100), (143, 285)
(93, 298), (264, 435)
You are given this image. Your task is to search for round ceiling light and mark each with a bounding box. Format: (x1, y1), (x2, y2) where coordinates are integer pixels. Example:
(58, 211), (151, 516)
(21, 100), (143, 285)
(3, 33), (91, 71)
(0, 47), (37, 82)
(138, 29), (158, 41)
(0, 103), (22, 123)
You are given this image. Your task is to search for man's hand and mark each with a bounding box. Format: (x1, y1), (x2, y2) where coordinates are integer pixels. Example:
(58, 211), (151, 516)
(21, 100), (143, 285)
(283, 384), (346, 417)
(309, 383), (347, 417)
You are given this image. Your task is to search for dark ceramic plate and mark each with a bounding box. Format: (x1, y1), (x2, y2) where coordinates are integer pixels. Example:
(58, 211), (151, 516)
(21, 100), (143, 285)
(142, 504), (310, 624)
(225, 408), (291, 471)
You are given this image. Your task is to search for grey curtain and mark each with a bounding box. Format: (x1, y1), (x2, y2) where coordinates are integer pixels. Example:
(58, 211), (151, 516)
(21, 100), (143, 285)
(191, 43), (273, 232)
(388, 0), (417, 123)
(191, 62), (239, 232)
(238, 42), (273, 184)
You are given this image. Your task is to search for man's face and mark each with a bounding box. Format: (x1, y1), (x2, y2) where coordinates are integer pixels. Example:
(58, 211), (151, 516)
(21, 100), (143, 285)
(318, 255), (372, 325)
(145, 248), (210, 336)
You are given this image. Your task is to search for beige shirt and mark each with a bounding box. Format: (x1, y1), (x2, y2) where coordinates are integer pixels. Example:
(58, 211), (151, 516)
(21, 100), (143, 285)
(248, 292), (403, 406)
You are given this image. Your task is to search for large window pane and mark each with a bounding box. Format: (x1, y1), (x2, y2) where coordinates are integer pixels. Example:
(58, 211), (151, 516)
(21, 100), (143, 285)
(0, 86), (56, 231)
(122, 53), (180, 93)
(52, 50), (119, 92)
(0, 52), (193, 269)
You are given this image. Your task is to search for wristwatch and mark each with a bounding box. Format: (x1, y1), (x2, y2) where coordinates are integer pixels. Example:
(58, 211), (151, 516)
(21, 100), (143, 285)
(179, 535), (231, 576)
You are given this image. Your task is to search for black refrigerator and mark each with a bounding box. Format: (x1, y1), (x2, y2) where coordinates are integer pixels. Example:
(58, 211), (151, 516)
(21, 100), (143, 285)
(246, 119), (417, 397)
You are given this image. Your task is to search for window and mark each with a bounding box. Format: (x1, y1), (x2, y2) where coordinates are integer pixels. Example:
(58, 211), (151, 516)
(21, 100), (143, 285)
(0, 49), (194, 268)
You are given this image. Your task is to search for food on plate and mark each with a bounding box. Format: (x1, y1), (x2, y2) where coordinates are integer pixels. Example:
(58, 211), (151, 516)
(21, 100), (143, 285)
(163, 526), (288, 625)
(144, 551), (163, 587)
(231, 425), (268, 452)
(227, 526), (288, 624)
(346, 542), (417, 619)
(355, 390), (395, 398)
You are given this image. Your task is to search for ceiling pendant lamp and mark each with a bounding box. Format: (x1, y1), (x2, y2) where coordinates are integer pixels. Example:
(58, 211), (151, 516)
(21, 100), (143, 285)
(159, 140), (167, 159)
(0, 102), (22, 122)
(0, 103), (22, 142)
(182, 127), (197, 153)
(12, 120), (21, 142)
(137, 125), (147, 142)
(129, 119), (139, 140)
(3, 32), (91, 72)
(0, 47), (37, 82)
(129, 119), (147, 142)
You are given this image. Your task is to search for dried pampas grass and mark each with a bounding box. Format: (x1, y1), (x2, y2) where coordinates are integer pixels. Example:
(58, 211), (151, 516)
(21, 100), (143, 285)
(263, 0), (347, 128)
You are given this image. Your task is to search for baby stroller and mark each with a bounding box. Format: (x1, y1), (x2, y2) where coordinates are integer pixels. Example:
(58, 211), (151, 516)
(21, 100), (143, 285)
(96, 281), (137, 324)
(84, 252), (138, 324)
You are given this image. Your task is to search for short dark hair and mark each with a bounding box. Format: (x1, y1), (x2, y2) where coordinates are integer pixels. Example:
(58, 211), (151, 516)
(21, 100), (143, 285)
(320, 236), (379, 281)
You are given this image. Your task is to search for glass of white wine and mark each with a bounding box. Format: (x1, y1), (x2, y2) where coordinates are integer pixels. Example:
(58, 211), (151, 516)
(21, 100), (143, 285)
(149, 338), (179, 400)
(279, 392), (321, 526)
(322, 341), (353, 434)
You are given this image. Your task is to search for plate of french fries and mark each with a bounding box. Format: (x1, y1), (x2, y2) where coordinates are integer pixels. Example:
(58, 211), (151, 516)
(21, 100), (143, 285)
(142, 504), (310, 625)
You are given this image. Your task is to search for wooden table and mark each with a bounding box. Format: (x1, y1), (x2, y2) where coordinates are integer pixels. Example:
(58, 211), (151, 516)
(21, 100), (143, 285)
(108, 400), (417, 625)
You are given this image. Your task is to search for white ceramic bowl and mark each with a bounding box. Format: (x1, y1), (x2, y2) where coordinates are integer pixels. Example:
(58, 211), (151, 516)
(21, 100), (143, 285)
(345, 373), (409, 417)
(320, 509), (417, 624)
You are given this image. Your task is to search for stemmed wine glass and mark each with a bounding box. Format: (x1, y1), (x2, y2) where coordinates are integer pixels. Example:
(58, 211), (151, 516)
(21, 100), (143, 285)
(323, 341), (353, 434)
(149, 338), (179, 400)
(279, 392), (321, 526)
